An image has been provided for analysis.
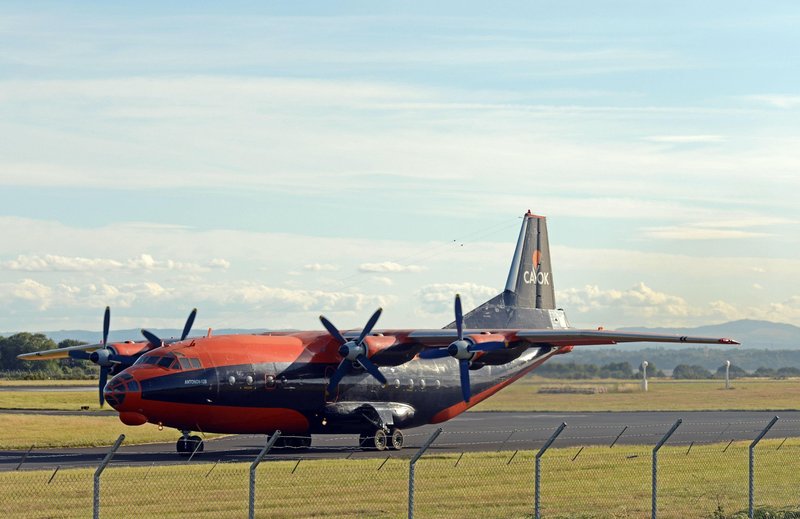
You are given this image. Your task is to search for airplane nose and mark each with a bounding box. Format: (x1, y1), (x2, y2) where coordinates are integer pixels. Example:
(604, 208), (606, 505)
(103, 372), (140, 410)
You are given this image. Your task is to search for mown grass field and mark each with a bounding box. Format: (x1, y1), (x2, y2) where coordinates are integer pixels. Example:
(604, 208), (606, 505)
(2, 440), (798, 518)
(473, 376), (800, 412)
(0, 414), (206, 449)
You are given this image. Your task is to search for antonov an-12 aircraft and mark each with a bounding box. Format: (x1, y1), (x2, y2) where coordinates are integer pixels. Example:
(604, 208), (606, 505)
(20, 212), (737, 454)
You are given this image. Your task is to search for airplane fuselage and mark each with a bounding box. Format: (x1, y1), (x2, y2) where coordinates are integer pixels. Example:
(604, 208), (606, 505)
(105, 332), (557, 435)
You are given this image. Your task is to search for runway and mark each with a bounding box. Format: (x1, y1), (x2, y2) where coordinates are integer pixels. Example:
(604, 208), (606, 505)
(2, 410), (798, 471)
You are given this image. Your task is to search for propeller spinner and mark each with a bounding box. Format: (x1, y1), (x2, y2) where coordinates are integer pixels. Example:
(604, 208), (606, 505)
(320, 308), (387, 395)
(419, 294), (506, 403)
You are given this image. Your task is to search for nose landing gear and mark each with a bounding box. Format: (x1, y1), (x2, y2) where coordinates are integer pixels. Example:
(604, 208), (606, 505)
(176, 431), (204, 456)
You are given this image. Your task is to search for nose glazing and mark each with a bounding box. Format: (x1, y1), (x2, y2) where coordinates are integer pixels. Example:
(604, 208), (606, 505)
(103, 372), (140, 408)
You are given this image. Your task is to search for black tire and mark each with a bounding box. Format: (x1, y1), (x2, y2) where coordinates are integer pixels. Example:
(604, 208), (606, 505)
(188, 435), (204, 453)
(373, 429), (387, 451)
(176, 438), (189, 456)
(389, 429), (404, 451)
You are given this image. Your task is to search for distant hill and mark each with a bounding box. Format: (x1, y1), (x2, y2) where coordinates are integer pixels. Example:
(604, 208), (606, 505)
(619, 319), (800, 350)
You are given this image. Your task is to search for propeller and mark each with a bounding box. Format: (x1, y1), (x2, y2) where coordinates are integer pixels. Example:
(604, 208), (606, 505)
(320, 308), (387, 395)
(419, 294), (506, 403)
(140, 307), (198, 347)
(70, 307), (199, 407)
(68, 307), (115, 406)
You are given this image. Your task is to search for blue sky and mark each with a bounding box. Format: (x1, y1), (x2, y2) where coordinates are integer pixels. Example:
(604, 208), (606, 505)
(1, 2), (799, 333)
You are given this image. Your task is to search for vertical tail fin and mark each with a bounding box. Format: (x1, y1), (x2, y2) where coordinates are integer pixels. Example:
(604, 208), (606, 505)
(503, 211), (555, 310)
(448, 211), (565, 330)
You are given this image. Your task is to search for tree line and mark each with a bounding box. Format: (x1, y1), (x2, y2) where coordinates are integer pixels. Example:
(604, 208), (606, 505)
(0, 333), (98, 379)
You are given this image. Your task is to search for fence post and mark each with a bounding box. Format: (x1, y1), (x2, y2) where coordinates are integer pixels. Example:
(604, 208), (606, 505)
(749, 416), (779, 519)
(535, 422), (567, 519)
(652, 419), (681, 519)
(93, 434), (125, 519)
(408, 427), (442, 519)
(249, 431), (281, 519)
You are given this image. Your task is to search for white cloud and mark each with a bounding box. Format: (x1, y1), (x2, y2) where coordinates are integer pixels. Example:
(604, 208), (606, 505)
(359, 262), (427, 273)
(303, 263), (339, 272)
(742, 95), (800, 109)
(416, 282), (497, 314)
(0, 253), (230, 273)
(559, 282), (690, 318)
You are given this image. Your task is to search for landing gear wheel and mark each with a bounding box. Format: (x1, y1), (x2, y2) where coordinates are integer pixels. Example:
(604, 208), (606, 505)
(296, 434), (312, 449)
(389, 429), (404, 451)
(187, 435), (204, 453)
(372, 429), (387, 451)
(177, 434), (203, 456)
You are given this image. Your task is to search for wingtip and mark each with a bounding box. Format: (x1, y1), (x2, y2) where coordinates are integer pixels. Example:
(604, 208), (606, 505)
(720, 338), (740, 345)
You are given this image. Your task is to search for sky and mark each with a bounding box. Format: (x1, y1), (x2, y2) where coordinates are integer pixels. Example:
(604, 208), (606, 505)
(0, 1), (799, 334)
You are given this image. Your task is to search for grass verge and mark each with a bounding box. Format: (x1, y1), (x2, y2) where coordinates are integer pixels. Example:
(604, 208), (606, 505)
(473, 377), (800, 412)
(2, 440), (798, 518)
(0, 414), (214, 449)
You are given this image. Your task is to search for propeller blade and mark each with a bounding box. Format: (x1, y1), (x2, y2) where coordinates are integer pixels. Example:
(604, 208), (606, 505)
(319, 316), (347, 345)
(69, 350), (92, 361)
(356, 354), (387, 385)
(454, 294), (463, 341)
(141, 329), (163, 347)
(327, 360), (350, 394)
(99, 366), (109, 407)
(419, 348), (451, 359)
(102, 306), (110, 347)
(357, 307), (383, 344)
(470, 341), (506, 353)
(459, 359), (471, 403)
(181, 308), (197, 341)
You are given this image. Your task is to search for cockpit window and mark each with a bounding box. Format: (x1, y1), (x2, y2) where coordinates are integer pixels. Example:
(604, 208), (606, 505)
(157, 355), (177, 369)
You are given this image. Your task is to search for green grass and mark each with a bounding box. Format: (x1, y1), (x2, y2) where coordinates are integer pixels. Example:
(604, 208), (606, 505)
(0, 389), (104, 411)
(0, 414), (217, 449)
(473, 377), (800, 412)
(0, 379), (95, 387)
(2, 440), (799, 518)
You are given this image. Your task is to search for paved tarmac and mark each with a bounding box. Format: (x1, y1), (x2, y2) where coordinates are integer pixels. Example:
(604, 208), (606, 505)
(2, 410), (798, 471)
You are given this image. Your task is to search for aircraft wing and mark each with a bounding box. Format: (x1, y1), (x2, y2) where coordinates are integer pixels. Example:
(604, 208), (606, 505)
(405, 329), (738, 347)
(17, 342), (104, 361)
(513, 329), (739, 346)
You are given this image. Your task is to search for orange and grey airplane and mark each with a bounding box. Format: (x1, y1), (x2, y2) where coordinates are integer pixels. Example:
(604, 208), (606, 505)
(19, 212), (738, 454)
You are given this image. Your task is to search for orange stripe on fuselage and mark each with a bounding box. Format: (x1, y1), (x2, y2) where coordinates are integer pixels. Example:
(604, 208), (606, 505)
(141, 401), (310, 434)
(430, 354), (554, 424)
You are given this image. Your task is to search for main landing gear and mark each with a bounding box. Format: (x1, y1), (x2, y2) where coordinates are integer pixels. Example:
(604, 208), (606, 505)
(176, 430), (204, 456)
(359, 428), (404, 451)
(273, 434), (312, 450)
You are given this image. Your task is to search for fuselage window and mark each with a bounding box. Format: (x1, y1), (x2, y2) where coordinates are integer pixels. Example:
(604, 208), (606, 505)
(265, 375), (276, 389)
(178, 358), (192, 370)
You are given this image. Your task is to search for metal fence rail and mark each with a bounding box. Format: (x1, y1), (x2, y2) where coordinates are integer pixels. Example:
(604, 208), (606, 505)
(3, 419), (799, 518)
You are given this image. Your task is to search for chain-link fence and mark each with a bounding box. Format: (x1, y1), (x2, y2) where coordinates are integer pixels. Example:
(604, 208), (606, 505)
(3, 419), (800, 518)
